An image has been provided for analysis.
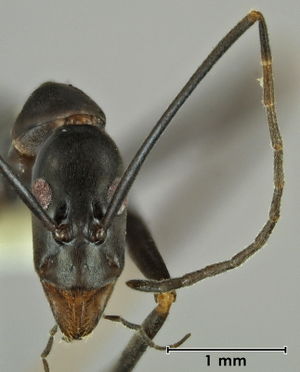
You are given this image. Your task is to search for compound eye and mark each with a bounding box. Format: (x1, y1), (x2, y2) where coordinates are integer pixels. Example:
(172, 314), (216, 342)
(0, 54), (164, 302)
(32, 178), (52, 209)
(90, 224), (107, 245)
(107, 178), (127, 216)
(54, 224), (72, 243)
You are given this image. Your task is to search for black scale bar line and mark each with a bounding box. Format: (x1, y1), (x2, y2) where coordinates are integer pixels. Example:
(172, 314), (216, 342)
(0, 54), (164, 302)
(166, 346), (288, 355)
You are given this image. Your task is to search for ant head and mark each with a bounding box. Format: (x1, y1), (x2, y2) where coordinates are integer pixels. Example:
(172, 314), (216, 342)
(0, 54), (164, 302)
(30, 125), (127, 339)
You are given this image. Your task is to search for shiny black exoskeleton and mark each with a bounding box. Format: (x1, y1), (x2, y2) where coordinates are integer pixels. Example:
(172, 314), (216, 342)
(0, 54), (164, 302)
(12, 82), (127, 339)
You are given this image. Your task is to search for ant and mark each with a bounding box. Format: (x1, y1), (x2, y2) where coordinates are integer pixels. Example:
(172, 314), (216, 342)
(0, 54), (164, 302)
(0, 10), (283, 372)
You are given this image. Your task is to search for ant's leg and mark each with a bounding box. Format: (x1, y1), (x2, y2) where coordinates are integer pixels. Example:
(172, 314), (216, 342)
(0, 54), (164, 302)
(110, 210), (185, 372)
(125, 11), (283, 293)
(127, 211), (170, 281)
(40, 325), (58, 372)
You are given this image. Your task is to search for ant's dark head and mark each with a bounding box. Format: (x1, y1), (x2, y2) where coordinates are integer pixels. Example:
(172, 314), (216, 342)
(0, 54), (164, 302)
(29, 124), (127, 339)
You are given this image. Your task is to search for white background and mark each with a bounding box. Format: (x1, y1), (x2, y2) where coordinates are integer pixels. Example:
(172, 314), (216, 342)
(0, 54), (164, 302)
(0, 1), (298, 372)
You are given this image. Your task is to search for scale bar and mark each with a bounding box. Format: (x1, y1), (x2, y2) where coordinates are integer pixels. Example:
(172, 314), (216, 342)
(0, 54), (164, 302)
(166, 346), (287, 355)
